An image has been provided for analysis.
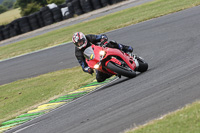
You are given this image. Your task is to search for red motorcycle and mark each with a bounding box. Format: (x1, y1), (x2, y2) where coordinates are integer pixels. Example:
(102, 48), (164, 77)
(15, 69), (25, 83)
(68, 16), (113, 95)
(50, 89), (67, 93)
(84, 43), (148, 78)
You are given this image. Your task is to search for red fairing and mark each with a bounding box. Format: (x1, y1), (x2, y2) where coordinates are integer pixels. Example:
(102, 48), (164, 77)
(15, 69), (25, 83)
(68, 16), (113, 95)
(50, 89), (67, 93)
(104, 47), (136, 70)
(105, 57), (121, 66)
(86, 45), (102, 69)
(85, 44), (137, 75)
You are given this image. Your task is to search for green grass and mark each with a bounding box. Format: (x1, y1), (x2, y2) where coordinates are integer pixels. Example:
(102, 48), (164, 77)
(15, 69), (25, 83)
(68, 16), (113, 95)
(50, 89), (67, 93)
(0, 8), (21, 25)
(1, 0), (200, 60)
(125, 101), (200, 133)
(0, 66), (95, 124)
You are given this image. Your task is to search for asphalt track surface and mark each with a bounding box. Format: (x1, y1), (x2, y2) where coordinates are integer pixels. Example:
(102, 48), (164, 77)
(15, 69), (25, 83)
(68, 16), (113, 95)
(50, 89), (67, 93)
(0, 0), (155, 86)
(5, 5), (200, 133)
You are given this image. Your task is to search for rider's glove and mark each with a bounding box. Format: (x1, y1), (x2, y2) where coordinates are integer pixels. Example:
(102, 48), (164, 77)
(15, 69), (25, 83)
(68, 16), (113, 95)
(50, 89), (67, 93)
(100, 34), (108, 42)
(88, 68), (94, 74)
(100, 35), (108, 47)
(84, 66), (94, 74)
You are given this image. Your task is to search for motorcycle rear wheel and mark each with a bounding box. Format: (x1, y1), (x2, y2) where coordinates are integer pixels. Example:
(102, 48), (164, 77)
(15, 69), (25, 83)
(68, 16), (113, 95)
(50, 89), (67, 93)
(106, 61), (136, 78)
(137, 58), (148, 72)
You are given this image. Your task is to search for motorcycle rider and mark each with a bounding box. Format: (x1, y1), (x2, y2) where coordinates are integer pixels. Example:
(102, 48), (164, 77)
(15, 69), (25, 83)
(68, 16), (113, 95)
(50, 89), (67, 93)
(72, 32), (134, 82)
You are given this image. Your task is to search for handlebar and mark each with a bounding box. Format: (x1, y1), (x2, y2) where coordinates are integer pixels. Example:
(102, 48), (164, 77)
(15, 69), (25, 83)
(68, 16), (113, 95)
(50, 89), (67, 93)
(100, 40), (108, 47)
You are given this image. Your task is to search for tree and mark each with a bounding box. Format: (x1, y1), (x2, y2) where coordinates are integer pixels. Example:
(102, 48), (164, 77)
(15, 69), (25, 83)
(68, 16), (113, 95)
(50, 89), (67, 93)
(16, 0), (47, 9)
(0, 0), (4, 4)
(16, 0), (47, 16)
(21, 2), (41, 16)
(2, 0), (15, 9)
(13, 1), (19, 9)
(46, 0), (65, 5)
(0, 4), (8, 14)
(16, 0), (65, 16)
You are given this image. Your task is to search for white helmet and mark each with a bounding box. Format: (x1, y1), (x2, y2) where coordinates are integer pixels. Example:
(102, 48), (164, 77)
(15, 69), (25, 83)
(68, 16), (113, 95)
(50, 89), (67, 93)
(72, 32), (87, 49)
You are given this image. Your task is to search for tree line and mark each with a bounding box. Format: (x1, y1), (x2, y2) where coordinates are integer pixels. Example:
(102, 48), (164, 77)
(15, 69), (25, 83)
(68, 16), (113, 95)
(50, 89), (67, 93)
(0, 0), (65, 15)
(0, 0), (16, 14)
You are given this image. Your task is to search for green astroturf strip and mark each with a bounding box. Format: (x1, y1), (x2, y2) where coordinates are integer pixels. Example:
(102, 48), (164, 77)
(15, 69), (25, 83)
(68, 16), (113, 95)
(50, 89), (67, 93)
(17, 112), (45, 118)
(81, 77), (116, 88)
(49, 92), (88, 103)
(0, 121), (25, 129)
(0, 76), (117, 129)
(1, 115), (40, 126)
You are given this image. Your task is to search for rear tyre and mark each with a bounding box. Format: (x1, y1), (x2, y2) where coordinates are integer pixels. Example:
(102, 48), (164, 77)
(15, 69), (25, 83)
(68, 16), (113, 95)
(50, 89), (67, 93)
(137, 58), (148, 72)
(106, 61), (136, 78)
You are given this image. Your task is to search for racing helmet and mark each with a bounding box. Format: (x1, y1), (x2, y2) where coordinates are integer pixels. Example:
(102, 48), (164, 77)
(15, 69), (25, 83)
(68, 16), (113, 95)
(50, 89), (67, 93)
(72, 32), (87, 49)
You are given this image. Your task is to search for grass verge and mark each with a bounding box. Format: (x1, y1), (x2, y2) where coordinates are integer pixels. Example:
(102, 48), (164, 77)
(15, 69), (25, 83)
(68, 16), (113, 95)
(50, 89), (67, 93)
(125, 101), (200, 133)
(0, 66), (95, 124)
(1, 0), (200, 60)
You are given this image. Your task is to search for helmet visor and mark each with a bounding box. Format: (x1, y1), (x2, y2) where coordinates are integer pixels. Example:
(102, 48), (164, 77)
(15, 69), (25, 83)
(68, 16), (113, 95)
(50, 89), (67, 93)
(75, 38), (86, 49)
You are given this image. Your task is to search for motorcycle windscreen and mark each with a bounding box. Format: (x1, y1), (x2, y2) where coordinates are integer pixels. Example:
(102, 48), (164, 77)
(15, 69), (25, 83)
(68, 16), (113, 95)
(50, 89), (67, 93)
(83, 46), (95, 60)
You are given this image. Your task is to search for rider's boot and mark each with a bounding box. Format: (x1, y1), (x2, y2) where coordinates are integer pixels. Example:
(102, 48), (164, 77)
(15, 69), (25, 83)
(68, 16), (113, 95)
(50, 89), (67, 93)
(119, 44), (134, 56)
(118, 44), (133, 53)
(109, 41), (133, 53)
(123, 45), (133, 53)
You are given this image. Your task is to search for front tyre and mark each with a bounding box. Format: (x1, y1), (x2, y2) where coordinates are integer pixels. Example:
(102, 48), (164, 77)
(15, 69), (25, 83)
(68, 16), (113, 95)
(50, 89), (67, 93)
(106, 61), (136, 78)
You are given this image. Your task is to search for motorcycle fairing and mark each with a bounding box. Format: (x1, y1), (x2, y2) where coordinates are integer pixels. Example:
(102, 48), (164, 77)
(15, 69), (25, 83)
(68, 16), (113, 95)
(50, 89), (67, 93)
(84, 44), (137, 75)
(104, 47), (137, 70)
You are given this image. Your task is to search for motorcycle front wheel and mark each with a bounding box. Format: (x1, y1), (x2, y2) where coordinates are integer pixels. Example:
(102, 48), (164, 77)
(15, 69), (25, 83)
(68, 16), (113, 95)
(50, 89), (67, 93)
(106, 61), (136, 78)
